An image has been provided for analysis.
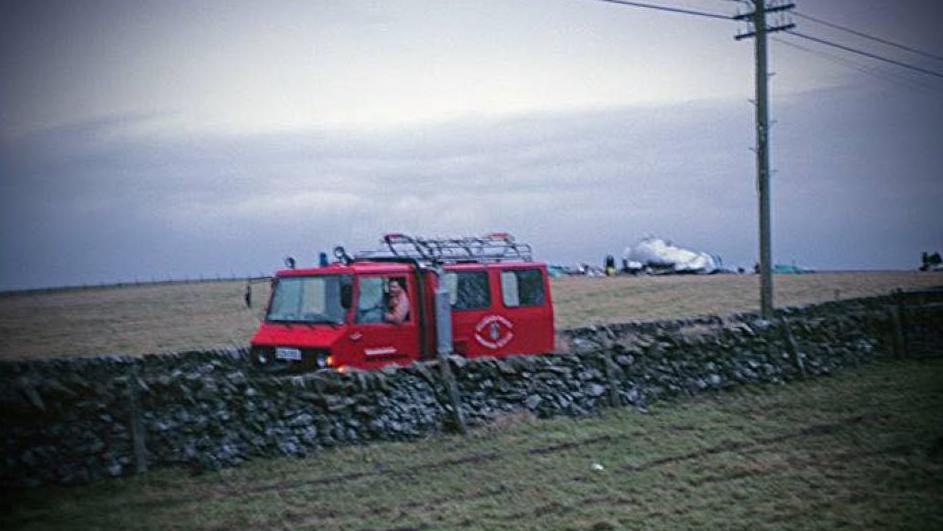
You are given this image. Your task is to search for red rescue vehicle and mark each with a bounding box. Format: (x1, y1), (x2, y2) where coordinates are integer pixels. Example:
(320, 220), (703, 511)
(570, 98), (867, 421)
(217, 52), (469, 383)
(250, 233), (555, 371)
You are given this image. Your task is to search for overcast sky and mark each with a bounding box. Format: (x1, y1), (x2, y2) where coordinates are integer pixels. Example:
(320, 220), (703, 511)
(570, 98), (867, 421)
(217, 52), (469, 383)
(1, 0), (942, 290)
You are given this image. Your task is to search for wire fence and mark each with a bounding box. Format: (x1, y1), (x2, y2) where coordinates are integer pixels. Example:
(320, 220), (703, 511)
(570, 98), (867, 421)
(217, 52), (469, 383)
(0, 274), (274, 298)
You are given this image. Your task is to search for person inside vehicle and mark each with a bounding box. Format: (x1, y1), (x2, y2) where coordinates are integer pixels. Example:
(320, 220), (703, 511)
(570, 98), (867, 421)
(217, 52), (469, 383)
(384, 277), (410, 324)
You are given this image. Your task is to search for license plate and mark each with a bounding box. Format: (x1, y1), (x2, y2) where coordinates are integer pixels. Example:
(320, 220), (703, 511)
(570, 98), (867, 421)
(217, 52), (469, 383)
(275, 347), (302, 361)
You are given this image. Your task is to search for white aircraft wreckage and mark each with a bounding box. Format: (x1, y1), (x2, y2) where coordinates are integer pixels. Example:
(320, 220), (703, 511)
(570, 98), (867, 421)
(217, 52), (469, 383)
(623, 236), (722, 275)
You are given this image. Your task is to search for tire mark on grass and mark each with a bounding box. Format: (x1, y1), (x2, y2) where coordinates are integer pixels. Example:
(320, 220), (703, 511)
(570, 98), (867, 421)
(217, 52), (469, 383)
(128, 415), (870, 513)
(288, 436), (618, 526)
(620, 415), (867, 473)
(527, 434), (613, 455)
(116, 452), (499, 512)
(494, 494), (634, 524)
(688, 444), (912, 487)
(286, 485), (511, 529)
(240, 451), (501, 496)
(507, 443), (919, 527)
(123, 433), (614, 510)
(492, 444), (914, 524)
(762, 493), (871, 526)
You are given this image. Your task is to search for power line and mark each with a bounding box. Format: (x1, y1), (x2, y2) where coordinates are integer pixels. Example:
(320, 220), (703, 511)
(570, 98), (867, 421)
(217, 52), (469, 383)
(785, 30), (943, 80)
(776, 37), (940, 95)
(794, 11), (943, 63)
(589, 0), (732, 20)
(773, 37), (943, 97)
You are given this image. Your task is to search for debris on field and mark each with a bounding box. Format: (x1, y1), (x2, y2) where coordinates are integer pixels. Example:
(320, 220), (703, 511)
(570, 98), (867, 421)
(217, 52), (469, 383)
(623, 236), (721, 275)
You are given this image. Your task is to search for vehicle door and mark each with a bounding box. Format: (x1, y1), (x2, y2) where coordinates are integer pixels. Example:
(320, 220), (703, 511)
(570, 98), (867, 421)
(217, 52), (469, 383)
(492, 266), (554, 355)
(444, 268), (495, 357)
(346, 274), (420, 368)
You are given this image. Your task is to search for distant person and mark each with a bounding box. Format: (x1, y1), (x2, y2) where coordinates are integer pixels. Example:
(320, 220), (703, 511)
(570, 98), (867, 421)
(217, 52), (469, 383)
(244, 282), (252, 308)
(384, 278), (410, 324)
(604, 255), (616, 276)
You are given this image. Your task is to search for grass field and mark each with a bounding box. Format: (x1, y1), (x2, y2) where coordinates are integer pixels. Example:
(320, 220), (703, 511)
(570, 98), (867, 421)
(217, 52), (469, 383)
(0, 272), (940, 360)
(551, 271), (941, 327)
(5, 358), (942, 529)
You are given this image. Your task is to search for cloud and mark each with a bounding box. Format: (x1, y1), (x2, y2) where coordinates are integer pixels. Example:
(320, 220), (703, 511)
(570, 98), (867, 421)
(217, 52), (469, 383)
(1, 83), (942, 289)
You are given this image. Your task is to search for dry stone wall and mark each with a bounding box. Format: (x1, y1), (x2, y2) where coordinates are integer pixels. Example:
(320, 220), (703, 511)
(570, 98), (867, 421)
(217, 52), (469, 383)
(2, 291), (940, 488)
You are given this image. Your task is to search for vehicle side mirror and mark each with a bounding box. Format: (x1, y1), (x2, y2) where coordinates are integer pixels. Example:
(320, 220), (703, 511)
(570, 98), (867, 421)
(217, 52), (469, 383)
(340, 284), (352, 309)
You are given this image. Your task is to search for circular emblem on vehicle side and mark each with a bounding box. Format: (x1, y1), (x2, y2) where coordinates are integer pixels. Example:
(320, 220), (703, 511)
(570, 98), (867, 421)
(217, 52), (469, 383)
(474, 314), (514, 350)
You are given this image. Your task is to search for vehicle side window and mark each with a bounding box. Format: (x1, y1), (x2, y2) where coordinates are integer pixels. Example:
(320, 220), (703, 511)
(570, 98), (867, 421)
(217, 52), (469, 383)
(355, 276), (411, 323)
(445, 271), (490, 310)
(356, 277), (385, 323)
(500, 269), (545, 307)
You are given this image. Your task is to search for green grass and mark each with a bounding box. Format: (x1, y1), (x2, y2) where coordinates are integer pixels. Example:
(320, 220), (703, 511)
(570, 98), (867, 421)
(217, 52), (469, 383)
(6, 358), (943, 530)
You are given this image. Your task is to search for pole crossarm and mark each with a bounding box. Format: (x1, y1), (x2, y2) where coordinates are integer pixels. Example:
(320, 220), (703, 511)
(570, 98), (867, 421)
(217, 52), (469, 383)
(736, 23), (794, 41)
(733, 3), (795, 21)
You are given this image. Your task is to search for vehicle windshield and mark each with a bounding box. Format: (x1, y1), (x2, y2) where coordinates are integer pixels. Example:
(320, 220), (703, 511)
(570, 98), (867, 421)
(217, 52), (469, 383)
(267, 275), (351, 324)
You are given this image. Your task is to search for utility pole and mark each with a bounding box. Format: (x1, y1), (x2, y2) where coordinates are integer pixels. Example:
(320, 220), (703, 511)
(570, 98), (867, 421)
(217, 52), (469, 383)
(736, 1), (794, 318)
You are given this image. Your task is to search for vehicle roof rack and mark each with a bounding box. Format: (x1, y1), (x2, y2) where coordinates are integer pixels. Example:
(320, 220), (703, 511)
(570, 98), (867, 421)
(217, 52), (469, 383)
(355, 233), (533, 264)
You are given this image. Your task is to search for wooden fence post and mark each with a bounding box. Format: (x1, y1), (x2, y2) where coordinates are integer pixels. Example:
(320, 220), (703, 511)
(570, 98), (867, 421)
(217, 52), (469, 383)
(781, 317), (806, 379)
(437, 356), (467, 435)
(128, 365), (148, 473)
(602, 352), (622, 408)
(890, 305), (907, 359)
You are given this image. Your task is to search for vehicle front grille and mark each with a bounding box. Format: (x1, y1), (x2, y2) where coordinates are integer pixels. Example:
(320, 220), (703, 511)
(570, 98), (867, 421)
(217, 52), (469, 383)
(252, 346), (329, 373)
